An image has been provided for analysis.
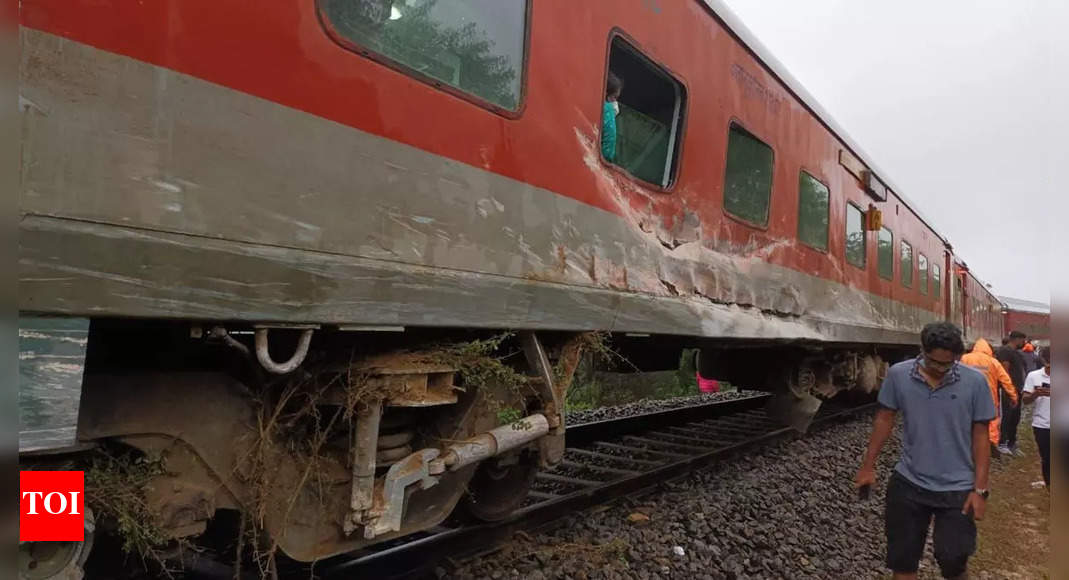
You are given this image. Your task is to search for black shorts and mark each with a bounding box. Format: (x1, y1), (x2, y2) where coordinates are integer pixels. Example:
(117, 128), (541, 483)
(885, 472), (976, 578)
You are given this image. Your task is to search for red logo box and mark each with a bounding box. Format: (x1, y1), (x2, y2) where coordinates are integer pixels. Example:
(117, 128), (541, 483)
(20, 471), (85, 542)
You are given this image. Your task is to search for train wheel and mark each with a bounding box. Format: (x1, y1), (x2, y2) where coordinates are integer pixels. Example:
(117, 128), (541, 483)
(18, 510), (94, 580)
(460, 449), (538, 522)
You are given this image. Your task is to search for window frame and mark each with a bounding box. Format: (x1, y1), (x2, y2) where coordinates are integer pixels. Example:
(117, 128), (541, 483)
(721, 120), (776, 230)
(844, 201), (867, 270)
(599, 29), (690, 192)
(877, 226), (894, 281)
(796, 169), (830, 253)
(315, 0), (533, 118)
(918, 253), (929, 296)
(900, 240), (913, 288)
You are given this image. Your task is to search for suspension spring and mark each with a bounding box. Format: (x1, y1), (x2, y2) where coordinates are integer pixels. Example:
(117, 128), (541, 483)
(376, 410), (416, 466)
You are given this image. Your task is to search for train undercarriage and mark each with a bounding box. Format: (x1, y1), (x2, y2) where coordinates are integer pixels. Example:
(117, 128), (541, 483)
(18, 318), (909, 579)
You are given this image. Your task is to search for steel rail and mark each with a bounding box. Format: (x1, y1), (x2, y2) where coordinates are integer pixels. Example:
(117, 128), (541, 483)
(318, 396), (875, 579)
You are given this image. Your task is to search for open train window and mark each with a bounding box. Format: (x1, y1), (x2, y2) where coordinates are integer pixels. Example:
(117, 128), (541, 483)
(602, 36), (687, 188)
(797, 171), (829, 251)
(845, 202), (866, 268)
(918, 254), (929, 295)
(932, 263), (942, 299)
(318, 0), (528, 113)
(901, 241), (913, 288)
(724, 125), (774, 226)
(877, 227), (894, 280)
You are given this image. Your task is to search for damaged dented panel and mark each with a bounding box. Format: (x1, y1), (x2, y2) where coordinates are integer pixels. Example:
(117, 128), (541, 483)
(18, 317), (90, 452)
(15, 0), (963, 572)
(17, 28), (932, 345)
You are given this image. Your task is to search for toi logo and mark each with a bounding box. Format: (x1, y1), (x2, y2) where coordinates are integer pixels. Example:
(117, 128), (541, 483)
(20, 471), (85, 542)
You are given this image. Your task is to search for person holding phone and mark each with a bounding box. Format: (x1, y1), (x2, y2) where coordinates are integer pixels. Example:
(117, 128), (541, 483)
(1022, 346), (1052, 487)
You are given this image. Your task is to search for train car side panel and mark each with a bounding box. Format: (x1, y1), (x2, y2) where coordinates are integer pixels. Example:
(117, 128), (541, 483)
(1004, 310), (1050, 341)
(19, 0), (944, 344)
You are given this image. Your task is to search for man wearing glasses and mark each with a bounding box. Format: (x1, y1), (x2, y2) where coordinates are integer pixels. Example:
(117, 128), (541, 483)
(855, 322), (995, 580)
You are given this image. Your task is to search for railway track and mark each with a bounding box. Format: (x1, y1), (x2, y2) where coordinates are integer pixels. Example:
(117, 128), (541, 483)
(318, 394), (876, 580)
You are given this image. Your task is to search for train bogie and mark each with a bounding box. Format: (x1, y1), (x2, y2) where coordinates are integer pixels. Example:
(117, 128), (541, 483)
(22, 324), (589, 567)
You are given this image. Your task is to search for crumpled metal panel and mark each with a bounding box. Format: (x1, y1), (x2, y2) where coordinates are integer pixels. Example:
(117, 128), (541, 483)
(19, 215), (923, 346)
(17, 28), (936, 346)
(18, 316), (89, 452)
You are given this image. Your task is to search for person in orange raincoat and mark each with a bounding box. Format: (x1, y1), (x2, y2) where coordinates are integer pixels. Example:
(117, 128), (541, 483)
(1021, 341), (1043, 373)
(960, 338), (1018, 446)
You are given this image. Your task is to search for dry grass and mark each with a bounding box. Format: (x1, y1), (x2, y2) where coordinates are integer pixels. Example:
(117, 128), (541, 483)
(83, 449), (185, 577)
(235, 334), (542, 578)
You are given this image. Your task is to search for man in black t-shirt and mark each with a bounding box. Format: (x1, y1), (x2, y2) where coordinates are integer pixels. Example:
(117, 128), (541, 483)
(996, 330), (1028, 455)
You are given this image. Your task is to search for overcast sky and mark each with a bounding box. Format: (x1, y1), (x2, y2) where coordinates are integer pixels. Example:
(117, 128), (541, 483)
(721, 0), (1063, 304)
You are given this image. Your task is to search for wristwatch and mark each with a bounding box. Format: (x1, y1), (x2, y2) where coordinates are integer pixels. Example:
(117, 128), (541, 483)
(974, 488), (989, 499)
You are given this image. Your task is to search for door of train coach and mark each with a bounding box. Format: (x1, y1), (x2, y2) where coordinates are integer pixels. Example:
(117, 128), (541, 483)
(950, 256), (965, 333)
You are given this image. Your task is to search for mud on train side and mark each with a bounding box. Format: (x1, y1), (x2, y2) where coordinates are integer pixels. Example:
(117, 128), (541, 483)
(16, 0), (986, 576)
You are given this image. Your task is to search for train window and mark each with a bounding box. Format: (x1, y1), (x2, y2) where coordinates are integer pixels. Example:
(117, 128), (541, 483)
(604, 36), (687, 188)
(901, 241), (913, 288)
(845, 203), (866, 268)
(932, 263), (942, 298)
(797, 171), (829, 251)
(724, 125), (774, 226)
(918, 253), (929, 295)
(877, 227), (894, 280)
(318, 0), (528, 112)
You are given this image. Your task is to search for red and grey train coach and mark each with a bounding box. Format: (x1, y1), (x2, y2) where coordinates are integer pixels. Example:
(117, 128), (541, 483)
(1000, 296), (1051, 344)
(16, 0), (999, 574)
(952, 261), (1005, 344)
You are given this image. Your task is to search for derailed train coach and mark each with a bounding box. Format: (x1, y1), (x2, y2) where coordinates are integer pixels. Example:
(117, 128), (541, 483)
(1000, 296), (1051, 344)
(17, 0), (998, 575)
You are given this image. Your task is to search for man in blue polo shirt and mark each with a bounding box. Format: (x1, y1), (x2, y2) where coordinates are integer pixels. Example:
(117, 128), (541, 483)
(855, 322), (995, 580)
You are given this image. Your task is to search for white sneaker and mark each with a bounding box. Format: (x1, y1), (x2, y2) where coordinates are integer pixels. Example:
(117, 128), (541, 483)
(997, 445), (1012, 455)
(1031, 481), (1047, 489)
(1012, 447), (1026, 457)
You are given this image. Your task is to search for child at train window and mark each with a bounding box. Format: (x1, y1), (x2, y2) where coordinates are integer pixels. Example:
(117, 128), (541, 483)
(601, 72), (624, 162)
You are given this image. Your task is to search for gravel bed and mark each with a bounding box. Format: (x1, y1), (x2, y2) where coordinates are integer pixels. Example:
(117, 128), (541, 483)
(565, 390), (765, 426)
(445, 412), (908, 580)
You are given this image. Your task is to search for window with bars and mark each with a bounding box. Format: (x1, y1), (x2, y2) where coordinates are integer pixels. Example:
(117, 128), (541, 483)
(845, 203), (866, 268)
(319, 0), (528, 112)
(604, 36), (687, 188)
(901, 241), (913, 288)
(878, 227), (894, 280)
(797, 171), (829, 251)
(724, 125), (774, 226)
(918, 254), (929, 295)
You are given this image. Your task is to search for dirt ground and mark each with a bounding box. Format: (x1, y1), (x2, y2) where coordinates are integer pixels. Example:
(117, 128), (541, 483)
(969, 411), (1051, 579)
